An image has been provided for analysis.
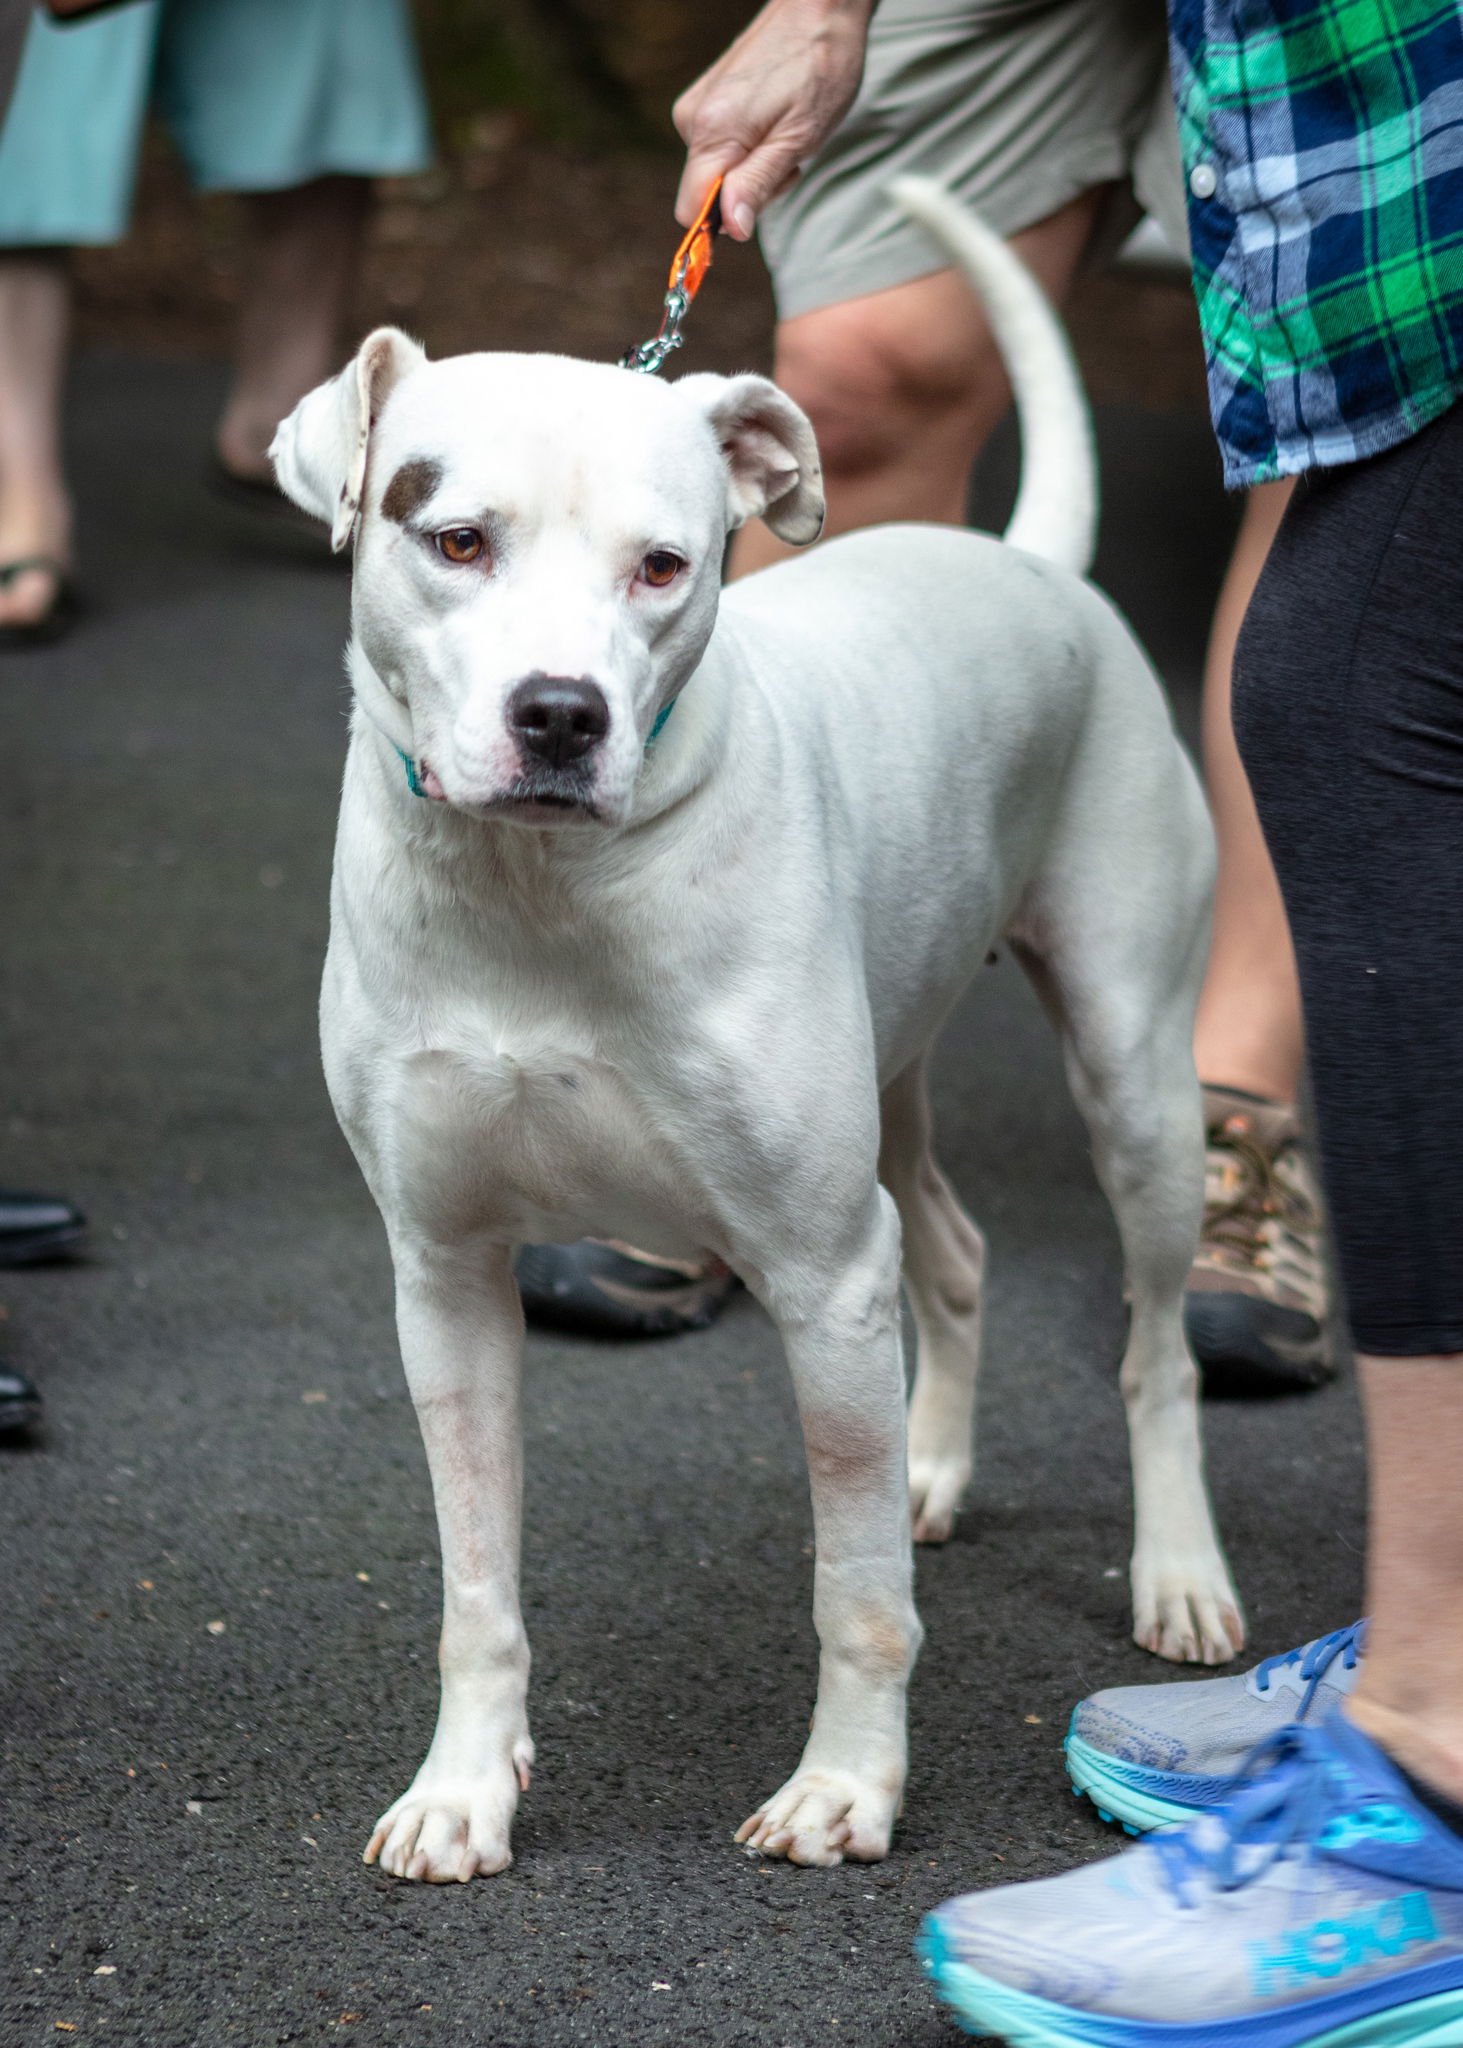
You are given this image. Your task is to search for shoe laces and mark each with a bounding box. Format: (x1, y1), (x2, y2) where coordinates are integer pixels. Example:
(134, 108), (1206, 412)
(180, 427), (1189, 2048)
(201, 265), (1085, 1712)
(1204, 1119), (1305, 1268)
(1151, 1725), (1346, 1903)
(1254, 1621), (1368, 1717)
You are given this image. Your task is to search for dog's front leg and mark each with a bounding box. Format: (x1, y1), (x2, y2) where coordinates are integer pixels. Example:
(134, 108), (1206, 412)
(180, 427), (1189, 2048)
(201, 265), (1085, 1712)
(364, 1239), (532, 1882)
(737, 1190), (922, 1867)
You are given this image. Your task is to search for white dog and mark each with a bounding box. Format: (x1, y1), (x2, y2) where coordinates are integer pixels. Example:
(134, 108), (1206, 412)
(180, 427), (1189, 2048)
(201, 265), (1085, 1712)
(271, 179), (1243, 1883)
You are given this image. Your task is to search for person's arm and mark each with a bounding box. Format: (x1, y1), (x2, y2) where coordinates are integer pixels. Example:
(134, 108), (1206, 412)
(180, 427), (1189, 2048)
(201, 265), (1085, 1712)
(673, 0), (876, 240)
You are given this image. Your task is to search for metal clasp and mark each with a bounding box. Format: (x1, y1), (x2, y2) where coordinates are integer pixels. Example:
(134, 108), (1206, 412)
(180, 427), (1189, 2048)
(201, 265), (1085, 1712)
(620, 179), (723, 375)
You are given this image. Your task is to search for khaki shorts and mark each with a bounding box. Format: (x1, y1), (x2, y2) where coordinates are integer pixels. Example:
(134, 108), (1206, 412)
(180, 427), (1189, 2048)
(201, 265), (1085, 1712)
(759, 0), (1185, 321)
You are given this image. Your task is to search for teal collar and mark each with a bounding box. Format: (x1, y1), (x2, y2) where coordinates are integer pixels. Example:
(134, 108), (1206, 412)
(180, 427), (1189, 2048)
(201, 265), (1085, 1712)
(393, 742), (427, 799)
(392, 700), (676, 801)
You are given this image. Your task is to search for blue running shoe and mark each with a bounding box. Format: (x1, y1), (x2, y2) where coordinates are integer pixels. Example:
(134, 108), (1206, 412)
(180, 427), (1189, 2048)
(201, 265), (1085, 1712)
(922, 1710), (1463, 2048)
(1067, 1622), (1367, 1833)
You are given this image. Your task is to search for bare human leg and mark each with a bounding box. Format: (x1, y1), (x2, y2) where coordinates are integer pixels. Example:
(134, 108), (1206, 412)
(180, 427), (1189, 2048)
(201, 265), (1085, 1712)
(0, 251), (71, 628)
(1346, 1353), (1463, 1803)
(215, 175), (371, 482)
(1192, 476), (1302, 1103)
(1185, 476), (1331, 1389)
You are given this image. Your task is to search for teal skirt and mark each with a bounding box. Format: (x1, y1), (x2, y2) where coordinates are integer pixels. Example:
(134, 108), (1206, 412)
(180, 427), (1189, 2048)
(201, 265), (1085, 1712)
(0, 0), (433, 246)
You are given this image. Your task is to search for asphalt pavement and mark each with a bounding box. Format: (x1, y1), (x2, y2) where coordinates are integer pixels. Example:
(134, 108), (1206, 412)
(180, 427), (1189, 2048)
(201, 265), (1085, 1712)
(0, 355), (1366, 2048)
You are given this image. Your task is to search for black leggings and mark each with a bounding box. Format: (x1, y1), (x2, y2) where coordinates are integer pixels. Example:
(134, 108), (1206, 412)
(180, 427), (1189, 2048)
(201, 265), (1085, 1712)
(1234, 402), (1463, 1356)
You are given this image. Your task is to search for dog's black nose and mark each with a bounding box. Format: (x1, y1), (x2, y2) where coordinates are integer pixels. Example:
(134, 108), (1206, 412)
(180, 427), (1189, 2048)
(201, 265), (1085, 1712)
(507, 674), (609, 767)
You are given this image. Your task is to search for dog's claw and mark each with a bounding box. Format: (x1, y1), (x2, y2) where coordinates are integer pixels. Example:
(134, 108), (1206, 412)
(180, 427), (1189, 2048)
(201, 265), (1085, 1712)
(1132, 1557), (1246, 1666)
(737, 1765), (900, 1867)
(364, 1761), (525, 1882)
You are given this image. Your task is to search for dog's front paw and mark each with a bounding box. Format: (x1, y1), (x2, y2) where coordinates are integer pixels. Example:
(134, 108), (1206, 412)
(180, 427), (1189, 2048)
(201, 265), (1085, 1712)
(1131, 1553), (1245, 1666)
(364, 1752), (531, 1882)
(908, 1452), (970, 1544)
(735, 1766), (900, 1867)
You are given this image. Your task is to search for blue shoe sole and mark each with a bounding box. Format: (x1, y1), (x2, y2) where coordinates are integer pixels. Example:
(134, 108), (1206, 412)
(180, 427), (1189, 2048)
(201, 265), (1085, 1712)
(1064, 1733), (1204, 1834)
(918, 1920), (1463, 2048)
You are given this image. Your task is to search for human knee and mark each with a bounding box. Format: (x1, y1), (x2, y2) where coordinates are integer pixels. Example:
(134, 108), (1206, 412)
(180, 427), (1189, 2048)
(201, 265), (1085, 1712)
(774, 301), (1000, 482)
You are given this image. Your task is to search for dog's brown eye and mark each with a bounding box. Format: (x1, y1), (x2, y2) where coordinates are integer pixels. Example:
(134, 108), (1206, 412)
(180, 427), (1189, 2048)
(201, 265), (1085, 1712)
(641, 550), (684, 587)
(436, 527), (485, 565)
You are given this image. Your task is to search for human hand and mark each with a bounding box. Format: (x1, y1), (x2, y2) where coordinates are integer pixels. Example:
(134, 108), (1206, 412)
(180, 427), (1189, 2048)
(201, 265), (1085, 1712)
(673, 0), (875, 241)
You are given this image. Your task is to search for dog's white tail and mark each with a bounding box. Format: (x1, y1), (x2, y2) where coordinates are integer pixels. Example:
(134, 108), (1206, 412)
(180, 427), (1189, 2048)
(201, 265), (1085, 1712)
(888, 175), (1096, 577)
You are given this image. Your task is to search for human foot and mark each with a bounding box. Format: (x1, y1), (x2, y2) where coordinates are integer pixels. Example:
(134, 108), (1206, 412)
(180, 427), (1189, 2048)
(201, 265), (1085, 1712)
(0, 254), (73, 635)
(213, 422), (277, 489)
(0, 557), (76, 642)
(0, 479), (73, 637)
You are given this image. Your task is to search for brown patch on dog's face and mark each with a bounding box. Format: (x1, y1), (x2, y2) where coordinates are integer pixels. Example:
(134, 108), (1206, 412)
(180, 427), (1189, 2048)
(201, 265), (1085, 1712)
(380, 457), (443, 525)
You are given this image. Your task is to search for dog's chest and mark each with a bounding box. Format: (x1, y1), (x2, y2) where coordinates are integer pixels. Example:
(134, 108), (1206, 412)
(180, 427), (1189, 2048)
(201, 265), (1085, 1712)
(380, 1021), (704, 1254)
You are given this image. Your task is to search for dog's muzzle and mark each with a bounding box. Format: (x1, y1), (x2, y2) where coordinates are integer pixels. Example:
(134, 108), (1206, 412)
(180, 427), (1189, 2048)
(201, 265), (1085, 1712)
(473, 672), (608, 817)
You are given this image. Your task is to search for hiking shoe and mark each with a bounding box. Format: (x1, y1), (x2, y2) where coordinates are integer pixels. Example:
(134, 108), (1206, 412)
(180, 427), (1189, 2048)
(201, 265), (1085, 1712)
(921, 1709), (1463, 2047)
(515, 1239), (738, 1338)
(1185, 1086), (1334, 1394)
(1066, 1620), (1366, 1832)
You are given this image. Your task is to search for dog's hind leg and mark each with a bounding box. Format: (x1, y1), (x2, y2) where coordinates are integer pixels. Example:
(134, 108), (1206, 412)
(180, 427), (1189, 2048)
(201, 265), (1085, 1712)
(879, 1058), (985, 1544)
(1012, 929), (1245, 1666)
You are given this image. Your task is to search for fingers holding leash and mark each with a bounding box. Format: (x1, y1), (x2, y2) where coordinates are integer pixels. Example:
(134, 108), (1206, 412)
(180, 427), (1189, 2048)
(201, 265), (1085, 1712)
(672, 0), (875, 240)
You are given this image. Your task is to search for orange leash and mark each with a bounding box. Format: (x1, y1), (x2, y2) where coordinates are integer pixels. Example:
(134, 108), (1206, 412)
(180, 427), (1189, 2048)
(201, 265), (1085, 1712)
(621, 177), (724, 374)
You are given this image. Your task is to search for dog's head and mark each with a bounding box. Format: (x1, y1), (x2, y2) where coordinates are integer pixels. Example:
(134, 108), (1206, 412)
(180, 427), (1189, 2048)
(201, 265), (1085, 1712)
(270, 331), (823, 827)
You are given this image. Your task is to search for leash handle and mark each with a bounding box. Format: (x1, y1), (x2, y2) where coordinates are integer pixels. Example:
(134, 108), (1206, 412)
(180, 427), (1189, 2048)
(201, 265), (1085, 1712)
(620, 177), (724, 375)
(669, 176), (723, 299)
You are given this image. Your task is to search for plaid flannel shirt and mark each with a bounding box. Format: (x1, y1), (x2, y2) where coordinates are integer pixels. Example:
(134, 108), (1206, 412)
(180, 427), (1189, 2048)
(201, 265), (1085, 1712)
(1170, 0), (1463, 487)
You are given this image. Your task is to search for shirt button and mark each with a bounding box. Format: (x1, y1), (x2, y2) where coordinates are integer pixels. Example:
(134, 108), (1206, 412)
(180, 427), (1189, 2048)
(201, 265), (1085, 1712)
(1189, 162), (1218, 199)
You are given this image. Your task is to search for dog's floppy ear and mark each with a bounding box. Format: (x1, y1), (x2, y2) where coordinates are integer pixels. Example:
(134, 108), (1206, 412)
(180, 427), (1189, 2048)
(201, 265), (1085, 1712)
(679, 373), (825, 544)
(270, 326), (428, 552)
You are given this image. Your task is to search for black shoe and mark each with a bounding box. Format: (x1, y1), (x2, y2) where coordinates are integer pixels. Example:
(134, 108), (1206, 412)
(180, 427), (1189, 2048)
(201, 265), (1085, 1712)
(0, 1363), (42, 1437)
(0, 1190), (87, 1268)
(516, 1240), (738, 1338)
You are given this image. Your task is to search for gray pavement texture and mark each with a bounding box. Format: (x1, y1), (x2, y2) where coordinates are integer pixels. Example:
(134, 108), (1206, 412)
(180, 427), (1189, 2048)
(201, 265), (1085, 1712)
(1, 356), (1366, 2048)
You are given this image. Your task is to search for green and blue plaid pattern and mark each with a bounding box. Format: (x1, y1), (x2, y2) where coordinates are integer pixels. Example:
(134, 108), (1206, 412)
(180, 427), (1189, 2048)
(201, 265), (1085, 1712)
(1170, 0), (1463, 487)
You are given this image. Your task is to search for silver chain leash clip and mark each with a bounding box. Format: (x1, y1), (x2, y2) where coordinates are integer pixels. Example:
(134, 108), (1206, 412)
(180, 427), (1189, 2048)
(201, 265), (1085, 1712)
(620, 282), (693, 375)
(619, 183), (723, 376)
